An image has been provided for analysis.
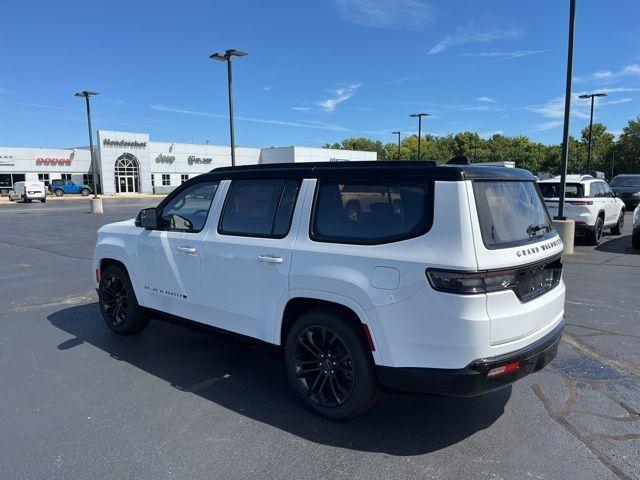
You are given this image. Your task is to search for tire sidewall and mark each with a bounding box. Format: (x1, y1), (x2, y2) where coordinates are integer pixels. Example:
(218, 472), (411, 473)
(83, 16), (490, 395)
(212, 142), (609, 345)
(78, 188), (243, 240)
(284, 309), (378, 420)
(99, 265), (147, 334)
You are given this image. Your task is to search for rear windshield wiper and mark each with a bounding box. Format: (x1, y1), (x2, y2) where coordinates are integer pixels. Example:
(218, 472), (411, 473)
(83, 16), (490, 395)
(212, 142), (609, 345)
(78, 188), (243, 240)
(527, 224), (549, 238)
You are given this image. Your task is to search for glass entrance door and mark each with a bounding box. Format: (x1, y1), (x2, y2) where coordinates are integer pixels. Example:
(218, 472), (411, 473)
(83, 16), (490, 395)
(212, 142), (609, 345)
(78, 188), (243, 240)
(117, 175), (138, 193)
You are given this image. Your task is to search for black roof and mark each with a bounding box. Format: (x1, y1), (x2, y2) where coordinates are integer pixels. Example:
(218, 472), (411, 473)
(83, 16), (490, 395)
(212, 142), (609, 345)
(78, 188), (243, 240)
(204, 161), (535, 182)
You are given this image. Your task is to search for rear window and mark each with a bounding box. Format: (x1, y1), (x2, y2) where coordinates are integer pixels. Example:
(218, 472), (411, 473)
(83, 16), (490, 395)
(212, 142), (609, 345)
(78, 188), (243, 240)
(538, 182), (584, 198)
(611, 176), (640, 187)
(311, 179), (433, 245)
(473, 181), (554, 249)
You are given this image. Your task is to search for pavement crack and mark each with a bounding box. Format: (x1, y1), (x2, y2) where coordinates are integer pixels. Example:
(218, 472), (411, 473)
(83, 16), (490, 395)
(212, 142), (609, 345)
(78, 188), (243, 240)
(561, 333), (640, 379)
(0, 238), (91, 261)
(0, 291), (97, 316)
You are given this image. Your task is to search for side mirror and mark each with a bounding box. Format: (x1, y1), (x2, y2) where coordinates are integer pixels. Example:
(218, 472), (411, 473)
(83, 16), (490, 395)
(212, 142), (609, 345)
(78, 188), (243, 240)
(136, 208), (159, 229)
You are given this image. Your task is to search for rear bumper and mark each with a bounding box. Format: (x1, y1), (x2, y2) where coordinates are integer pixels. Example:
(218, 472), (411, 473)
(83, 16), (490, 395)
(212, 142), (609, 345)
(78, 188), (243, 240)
(376, 318), (564, 397)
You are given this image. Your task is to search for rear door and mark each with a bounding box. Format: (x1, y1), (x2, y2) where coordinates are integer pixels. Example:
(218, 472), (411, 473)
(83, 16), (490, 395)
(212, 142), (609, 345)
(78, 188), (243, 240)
(468, 180), (565, 345)
(601, 182), (619, 223)
(200, 177), (306, 342)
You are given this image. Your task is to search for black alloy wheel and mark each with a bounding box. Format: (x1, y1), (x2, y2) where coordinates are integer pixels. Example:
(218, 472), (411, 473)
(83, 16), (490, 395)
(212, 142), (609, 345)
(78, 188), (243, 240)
(293, 325), (354, 408)
(101, 273), (129, 328)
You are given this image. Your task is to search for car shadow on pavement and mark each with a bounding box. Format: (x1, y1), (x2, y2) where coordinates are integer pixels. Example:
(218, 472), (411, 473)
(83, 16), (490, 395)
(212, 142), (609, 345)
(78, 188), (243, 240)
(48, 303), (510, 456)
(594, 234), (639, 254)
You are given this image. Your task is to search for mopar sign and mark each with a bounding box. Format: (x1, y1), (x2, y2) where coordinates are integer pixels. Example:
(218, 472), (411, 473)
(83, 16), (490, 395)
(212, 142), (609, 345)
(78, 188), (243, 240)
(187, 155), (212, 166)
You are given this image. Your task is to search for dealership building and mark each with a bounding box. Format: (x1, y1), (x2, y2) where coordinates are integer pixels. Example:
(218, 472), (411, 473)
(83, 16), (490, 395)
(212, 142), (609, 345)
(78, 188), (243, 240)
(0, 130), (377, 195)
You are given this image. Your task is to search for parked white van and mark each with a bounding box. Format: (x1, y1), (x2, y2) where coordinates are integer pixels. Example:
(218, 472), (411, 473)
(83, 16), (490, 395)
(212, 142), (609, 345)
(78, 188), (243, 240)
(8, 181), (46, 203)
(93, 162), (565, 419)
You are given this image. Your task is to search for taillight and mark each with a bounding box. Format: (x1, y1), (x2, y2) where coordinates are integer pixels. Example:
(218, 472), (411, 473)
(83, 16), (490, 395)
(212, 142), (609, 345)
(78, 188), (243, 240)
(487, 361), (520, 378)
(426, 269), (518, 295)
(567, 200), (593, 205)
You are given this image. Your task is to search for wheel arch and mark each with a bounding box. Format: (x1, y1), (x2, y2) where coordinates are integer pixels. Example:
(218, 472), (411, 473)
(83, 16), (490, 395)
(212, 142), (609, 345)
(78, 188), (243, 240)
(278, 293), (381, 364)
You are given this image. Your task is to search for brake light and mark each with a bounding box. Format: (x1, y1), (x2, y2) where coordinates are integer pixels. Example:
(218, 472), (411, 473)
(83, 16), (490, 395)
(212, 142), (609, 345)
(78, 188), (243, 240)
(487, 361), (520, 378)
(567, 200), (593, 205)
(426, 269), (518, 295)
(362, 324), (376, 351)
(95, 269), (100, 283)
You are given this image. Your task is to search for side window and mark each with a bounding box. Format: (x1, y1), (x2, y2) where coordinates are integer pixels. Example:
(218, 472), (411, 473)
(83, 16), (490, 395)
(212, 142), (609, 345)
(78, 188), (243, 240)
(160, 181), (219, 232)
(219, 178), (301, 237)
(594, 182), (606, 198)
(602, 183), (614, 197)
(311, 179), (433, 245)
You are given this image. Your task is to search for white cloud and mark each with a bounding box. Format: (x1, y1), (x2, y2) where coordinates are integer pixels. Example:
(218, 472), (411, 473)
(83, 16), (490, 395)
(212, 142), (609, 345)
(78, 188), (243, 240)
(428, 21), (524, 55)
(575, 64), (640, 82)
(603, 97), (633, 106)
(531, 120), (563, 132)
(332, 0), (436, 30)
(150, 104), (349, 132)
(376, 75), (420, 87)
(316, 83), (362, 112)
(476, 96), (495, 103)
(261, 86), (271, 91)
(292, 106), (311, 111)
(462, 49), (548, 63)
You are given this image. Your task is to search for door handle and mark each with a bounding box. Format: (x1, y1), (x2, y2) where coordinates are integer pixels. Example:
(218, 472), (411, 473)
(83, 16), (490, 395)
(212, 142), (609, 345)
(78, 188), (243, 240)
(258, 255), (284, 264)
(177, 246), (197, 254)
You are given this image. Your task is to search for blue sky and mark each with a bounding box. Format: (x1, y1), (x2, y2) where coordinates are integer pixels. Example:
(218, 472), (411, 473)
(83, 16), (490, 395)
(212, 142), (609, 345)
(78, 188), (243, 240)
(1, 0), (640, 149)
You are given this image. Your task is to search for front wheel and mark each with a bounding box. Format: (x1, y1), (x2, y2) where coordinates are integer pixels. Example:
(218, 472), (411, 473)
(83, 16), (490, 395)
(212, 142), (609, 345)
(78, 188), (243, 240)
(611, 212), (625, 236)
(587, 216), (604, 245)
(99, 265), (150, 334)
(54, 189), (64, 197)
(284, 310), (379, 420)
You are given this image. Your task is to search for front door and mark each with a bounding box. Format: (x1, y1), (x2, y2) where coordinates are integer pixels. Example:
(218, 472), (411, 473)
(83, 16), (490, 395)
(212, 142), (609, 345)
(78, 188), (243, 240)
(200, 178), (306, 342)
(137, 180), (219, 318)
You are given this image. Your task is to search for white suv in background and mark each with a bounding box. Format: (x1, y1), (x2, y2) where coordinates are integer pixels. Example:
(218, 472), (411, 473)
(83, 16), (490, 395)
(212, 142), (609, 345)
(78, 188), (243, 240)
(93, 162), (565, 419)
(538, 174), (626, 245)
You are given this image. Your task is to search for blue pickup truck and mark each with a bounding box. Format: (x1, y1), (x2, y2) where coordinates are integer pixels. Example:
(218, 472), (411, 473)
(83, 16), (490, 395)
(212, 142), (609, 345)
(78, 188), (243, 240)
(50, 179), (92, 197)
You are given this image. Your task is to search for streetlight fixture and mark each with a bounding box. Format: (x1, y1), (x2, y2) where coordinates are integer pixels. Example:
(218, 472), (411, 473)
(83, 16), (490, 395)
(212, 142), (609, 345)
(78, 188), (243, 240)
(578, 92), (607, 173)
(391, 131), (401, 159)
(409, 113), (430, 160)
(210, 49), (248, 167)
(74, 91), (99, 200)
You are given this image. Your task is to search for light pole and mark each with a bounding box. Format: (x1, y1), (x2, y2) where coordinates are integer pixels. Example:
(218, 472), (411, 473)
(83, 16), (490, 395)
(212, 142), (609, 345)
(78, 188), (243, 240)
(611, 143), (616, 179)
(409, 113), (430, 160)
(391, 131), (401, 159)
(210, 49), (248, 167)
(74, 91), (99, 199)
(578, 92), (607, 173)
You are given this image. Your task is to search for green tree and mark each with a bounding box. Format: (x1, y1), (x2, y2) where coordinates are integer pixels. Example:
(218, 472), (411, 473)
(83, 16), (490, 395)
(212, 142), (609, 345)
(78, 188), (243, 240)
(615, 116), (640, 174)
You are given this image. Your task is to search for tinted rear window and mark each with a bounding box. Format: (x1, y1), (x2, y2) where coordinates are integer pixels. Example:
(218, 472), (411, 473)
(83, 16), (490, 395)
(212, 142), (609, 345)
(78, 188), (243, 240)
(473, 181), (554, 249)
(611, 176), (640, 187)
(311, 180), (433, 245)
(538, 182), (584, 198)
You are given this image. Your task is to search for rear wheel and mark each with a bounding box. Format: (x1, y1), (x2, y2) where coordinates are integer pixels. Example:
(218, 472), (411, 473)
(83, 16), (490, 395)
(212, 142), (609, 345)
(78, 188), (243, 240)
(99, 265), (149, 334)
(81, 188), (90, 196)
(633, 227), (640, 250)
(54, 189), (64, 197)
(284, 309), (378, 420)
(611, 211), (625, 235)
(40, 198), (46, 203)
(587, 216), (604, 245)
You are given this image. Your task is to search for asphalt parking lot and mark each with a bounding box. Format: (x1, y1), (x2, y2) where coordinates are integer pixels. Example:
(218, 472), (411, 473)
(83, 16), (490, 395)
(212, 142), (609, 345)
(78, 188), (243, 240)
(0, 199), (638, 480)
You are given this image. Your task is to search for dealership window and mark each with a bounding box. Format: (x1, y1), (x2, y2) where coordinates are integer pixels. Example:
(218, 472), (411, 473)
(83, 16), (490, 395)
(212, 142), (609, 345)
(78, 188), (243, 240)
(181, 174), (189, 184)
(162, 174), (171, 186)
(0, 174), (25, 193)
(61, 174), (72, 180)
(38, 173), (50, 188)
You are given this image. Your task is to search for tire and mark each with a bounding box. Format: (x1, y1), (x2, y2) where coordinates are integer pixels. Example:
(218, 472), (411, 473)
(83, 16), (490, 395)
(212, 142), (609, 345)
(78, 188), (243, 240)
(8, 196), (13, 202)
(81, 188), (90, 196)
(633, 227), (640, 250)
(284, 309), (379, 420)
(40, 198), (46, 203)
(54, 189), (64, 197)
(611, 211), (625, 236)
(98, 265), (150, 334)
(587, 216), (604, 245)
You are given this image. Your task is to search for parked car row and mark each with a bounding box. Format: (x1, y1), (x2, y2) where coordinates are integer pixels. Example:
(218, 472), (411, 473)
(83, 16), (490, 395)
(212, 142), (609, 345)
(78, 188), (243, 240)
(7, 179), (92, 202)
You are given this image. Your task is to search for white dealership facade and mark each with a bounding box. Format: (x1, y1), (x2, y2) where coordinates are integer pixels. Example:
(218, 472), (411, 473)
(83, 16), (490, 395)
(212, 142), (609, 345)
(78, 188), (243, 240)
(0, 130), (376, 195)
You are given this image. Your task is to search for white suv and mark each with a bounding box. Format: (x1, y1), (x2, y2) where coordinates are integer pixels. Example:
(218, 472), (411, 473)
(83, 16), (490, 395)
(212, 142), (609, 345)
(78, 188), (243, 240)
(93, 162), (565, 419)
(538, 174), (626, 245)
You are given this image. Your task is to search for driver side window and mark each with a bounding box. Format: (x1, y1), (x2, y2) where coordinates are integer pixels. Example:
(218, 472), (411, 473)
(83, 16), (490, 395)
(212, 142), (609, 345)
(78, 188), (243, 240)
(161, 181), (219, 232)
